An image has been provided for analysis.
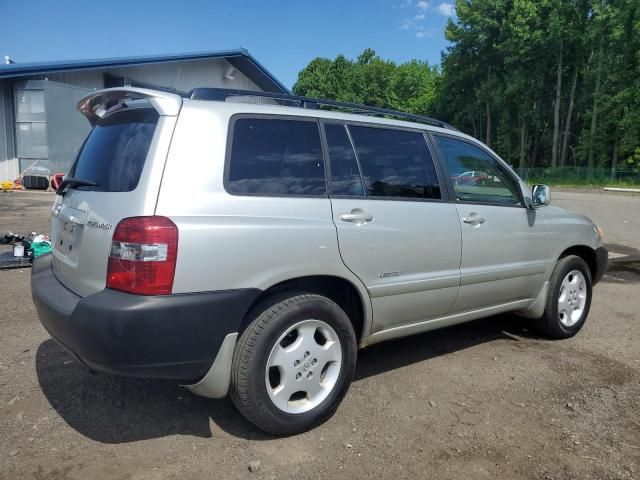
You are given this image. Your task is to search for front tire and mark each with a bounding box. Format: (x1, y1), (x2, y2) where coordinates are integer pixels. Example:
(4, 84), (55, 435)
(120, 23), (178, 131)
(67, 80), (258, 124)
(230, 293), (357, 435)
(537, 255), (592, 339)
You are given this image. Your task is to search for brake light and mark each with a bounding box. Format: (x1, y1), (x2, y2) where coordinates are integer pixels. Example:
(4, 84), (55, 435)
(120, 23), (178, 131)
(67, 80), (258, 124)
(106, 216), (178, 295)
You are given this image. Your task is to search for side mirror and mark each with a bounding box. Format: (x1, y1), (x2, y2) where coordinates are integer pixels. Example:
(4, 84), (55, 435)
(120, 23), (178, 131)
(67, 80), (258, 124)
(532, 184), (551, 207)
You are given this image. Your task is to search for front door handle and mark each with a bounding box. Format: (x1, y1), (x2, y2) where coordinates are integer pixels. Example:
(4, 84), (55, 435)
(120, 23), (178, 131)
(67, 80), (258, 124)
(462, 214), (486, 225)
(340, 209), (373, 225)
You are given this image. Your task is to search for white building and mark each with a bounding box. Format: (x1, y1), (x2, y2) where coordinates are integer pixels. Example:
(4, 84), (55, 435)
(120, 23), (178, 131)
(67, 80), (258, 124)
(0, 49), (288, 181)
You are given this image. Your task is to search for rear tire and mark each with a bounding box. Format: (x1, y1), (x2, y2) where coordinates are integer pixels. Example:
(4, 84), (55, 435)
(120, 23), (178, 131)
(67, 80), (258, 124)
(230, 292), (357, 435)
(537, 255), (592, 339)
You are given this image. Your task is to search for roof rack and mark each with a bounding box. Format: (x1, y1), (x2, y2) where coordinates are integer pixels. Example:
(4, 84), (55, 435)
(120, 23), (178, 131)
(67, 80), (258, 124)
(187, 88), (458, 130)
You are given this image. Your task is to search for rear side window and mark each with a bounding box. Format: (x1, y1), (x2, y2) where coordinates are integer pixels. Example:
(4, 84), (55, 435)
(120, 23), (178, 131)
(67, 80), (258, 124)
(324, 123), (364, 196)
(348, 126), (441, 199)
(227, 118), (326, 196)
(69, 108), (158, 192)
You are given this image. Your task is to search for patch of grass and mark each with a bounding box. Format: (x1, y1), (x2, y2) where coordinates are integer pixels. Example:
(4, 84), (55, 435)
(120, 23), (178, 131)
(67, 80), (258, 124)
(526, 178), (640, 189)
(515, 168), (640, 189)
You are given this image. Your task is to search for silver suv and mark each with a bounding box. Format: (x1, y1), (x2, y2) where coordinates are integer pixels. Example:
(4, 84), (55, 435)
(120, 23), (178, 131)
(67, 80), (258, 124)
(32, 87), (607, 435)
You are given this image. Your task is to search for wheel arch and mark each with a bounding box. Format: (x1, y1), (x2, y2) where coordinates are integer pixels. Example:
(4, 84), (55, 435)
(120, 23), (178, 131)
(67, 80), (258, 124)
(557, 245), (597, 281)
(239, 275), (369, 343)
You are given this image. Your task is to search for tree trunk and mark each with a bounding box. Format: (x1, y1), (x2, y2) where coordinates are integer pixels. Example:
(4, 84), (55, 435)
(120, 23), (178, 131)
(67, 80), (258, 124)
(531, 99), (543, 167)
(560, 62), (578, 166)
(485, 101), (491, 147)
(588, 41), (604, 177)
(519, 121), (528, 169)
(531, 129), (540, 167)
(611, 121), (619, 181)
(552, 39), (563, 168)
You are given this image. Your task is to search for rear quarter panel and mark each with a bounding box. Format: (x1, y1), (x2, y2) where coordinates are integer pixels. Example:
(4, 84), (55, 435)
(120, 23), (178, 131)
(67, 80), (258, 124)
(155, 102), (373, 331)
(50, 115), (177, 297)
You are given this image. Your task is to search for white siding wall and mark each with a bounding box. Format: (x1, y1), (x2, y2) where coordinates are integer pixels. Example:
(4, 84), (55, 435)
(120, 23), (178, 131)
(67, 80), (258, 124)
(106, 58), (263, 92)
(44, 58), (265, 93)
(47, 70), (104, 90)
(0, 157), (18, 182)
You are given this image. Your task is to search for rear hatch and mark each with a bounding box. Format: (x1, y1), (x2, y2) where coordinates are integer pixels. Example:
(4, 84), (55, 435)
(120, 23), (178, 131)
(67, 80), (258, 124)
(50, 88), (181, 297)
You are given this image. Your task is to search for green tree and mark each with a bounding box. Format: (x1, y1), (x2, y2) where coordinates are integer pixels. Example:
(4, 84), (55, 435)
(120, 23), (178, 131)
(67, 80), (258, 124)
(436, 0), (639, 172)
(293, 49), (440, 115)
(293, 1), (640, 178)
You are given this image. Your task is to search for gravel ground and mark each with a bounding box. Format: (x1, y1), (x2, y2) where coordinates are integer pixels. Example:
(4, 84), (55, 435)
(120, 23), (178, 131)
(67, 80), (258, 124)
(1, 189), (639, 480)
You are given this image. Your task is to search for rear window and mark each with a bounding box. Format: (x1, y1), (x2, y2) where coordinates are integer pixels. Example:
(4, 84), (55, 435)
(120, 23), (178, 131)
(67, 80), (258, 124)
(68, 108), (158, 192)
(227, 118), (326, 196)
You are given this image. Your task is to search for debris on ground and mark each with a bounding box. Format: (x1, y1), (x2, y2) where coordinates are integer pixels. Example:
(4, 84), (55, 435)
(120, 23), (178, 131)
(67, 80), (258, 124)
(0, 231), (51, 269)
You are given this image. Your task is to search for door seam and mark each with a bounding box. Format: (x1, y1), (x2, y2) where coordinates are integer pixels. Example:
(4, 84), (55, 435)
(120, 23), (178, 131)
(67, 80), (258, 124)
(328, 198), (375, 338)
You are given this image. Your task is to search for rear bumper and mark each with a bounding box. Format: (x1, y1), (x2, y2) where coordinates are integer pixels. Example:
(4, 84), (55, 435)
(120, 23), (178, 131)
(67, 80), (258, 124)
(593, 246), (608, 285)
(31, 254), (260, 381)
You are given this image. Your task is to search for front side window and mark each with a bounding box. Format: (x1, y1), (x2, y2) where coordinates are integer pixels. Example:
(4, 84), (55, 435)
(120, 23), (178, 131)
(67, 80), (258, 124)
(433, 136), (522, 206)
(348, 126), (441, 199)
(227, 118), (326, 196)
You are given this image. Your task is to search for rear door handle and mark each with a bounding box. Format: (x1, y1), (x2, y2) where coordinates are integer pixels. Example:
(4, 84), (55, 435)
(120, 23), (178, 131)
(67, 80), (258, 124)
(340, 210), (373, 224)
(462, 214), (486, 225)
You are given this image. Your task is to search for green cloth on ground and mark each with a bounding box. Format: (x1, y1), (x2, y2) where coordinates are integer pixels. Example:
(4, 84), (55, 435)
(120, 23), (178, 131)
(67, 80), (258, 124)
(31, 242), (52, 258)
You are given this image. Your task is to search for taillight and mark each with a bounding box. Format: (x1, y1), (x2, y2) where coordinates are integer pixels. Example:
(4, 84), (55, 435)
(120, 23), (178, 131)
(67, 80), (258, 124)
(106, 216), (178, 295)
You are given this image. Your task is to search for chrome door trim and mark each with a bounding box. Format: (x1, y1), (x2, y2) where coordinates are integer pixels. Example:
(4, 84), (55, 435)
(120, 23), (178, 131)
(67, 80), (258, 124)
(460, 261), (547, 286)
(368, 272), (460, 298)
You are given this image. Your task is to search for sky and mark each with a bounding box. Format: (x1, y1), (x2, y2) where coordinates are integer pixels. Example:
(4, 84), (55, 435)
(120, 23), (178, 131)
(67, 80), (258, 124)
(0, 0), (454, 89)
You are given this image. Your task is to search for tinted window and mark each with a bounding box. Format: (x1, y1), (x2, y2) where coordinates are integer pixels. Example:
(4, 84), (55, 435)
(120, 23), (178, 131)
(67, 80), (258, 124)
(434, 136), (522, 206)
(228, 118), (326, 196)
(69, 108), (158, 192)
(324, 124), (364, 196)
(348, 126), (441, 199)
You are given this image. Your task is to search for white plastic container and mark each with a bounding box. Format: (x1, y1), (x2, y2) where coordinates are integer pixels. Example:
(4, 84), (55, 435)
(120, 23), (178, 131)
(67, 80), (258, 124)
(13, 242), (24, 257)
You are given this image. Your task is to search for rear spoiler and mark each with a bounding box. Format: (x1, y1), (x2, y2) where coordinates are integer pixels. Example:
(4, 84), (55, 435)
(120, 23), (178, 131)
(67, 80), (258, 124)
(77, 87), (183, 126)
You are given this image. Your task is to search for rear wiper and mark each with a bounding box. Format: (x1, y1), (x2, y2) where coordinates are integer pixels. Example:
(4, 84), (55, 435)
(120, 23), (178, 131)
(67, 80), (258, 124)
(56, 177), (99, 196)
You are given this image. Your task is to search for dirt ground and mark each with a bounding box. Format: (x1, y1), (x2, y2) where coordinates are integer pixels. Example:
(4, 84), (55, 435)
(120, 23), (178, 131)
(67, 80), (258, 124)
(1, 189), (639, 480)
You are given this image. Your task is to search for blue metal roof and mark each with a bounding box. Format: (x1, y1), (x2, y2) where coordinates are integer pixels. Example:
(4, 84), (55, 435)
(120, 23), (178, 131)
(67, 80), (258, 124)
(0, 48), (289, 93)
